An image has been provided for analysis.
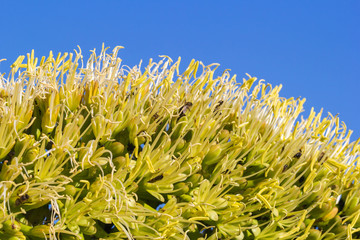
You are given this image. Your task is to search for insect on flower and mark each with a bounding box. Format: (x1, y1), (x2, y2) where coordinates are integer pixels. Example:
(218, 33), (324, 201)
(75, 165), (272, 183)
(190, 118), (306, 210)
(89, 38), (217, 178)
(178, 102), (193, 119)
(148, 174), (164, 183)
(293, 149), (302, 158)
(213, 100), (224, 114)
(15, 193), (30, 206)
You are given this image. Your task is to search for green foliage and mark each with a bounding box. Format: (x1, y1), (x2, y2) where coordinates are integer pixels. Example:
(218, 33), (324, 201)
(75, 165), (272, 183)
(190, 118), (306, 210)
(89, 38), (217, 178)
(0, 47), (359, 239)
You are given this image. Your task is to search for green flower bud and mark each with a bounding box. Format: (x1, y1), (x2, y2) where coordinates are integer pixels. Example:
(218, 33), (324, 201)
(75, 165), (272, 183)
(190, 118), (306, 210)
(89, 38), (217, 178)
(137, 131), (147, 145)
(61, 233), (85, 240)
(19, 222), (32, 236)
(0, 161), (21, 181)
(90, 147), (108, 165)
(29, 225), (51, 238)
(218, 129), (230, 142)
(310, 202), (332, 219)
(64, 185), (78, 197)
(183, 129), (194, 142)
(173, 182), (189, 196)
(14, 134), (35, 156)
(40, 91), (60, 134)
(185, 173), (203, 187)
(251, 226), (261, 237)
(161, 135), (172, 153)
(91, 115), (106, 139)
(105, 141), (124, 158)
(302, 182), (322, 205)
(213, 197), (228, 209)
(332, 224), (347, 235)
(81, 225), (97, 235)
(77, 216), (95, 228)
(180, 194), (193, 202)
(112, 156), (128, 169)
(175, 139), (186, 152)
(67, 222), (81, 234)
(57, 199), (65, 210)
(128, 122), (139, 145)
(320, 215), (342, 232)
(306, 229), (321, 240)
(171, 117), (187, 140)
(322, 233), (336, 240)
(344, 196), (359, 215)
(207, 209), (218, 221)
(60, 85), (82, 111)
(7, 233), (26, 240)
(3, 220), (21, 234)
(22, 147), (39, 163)
(202, 144), (222, 166)
(16, 108), (33, 132)
(322, 207), (338, 222)
(84, 81), (99, 106)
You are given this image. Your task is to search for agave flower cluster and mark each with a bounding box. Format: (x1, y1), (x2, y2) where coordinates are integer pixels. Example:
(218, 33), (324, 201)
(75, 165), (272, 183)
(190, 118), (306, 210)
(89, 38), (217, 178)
(0, 46), (359, 240)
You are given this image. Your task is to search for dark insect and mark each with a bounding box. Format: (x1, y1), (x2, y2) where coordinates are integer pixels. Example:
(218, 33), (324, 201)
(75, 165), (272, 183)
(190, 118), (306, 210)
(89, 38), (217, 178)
(293, 150), (302, 159)
(20, 193), (30, 201)
(283, 164), (288, 172)
(15, 193), (30, 206)
(124, 88), (137, 101)
(281, 145), (286, 153)
(178, 102), (193, 119)
(152, 112), (159, 120)
(214, 100), (224, 113)
(15, 198), (22, 206)
(148, 174), (164, 183)
(318, 152), (325, 162)
(299, 176), (305, 184)
(222, 169), (231, 174)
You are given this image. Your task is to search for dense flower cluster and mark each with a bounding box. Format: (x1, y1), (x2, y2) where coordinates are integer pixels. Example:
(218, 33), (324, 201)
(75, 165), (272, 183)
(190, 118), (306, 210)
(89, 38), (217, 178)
(0, 46), (359, 239)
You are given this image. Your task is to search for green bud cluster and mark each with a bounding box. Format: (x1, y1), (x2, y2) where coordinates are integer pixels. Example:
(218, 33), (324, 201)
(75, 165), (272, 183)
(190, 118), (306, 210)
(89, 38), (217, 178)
(0, 47), (359, 239)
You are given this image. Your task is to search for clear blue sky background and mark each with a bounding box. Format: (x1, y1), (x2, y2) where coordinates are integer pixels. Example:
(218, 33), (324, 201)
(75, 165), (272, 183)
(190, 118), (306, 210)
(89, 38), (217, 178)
(1, 1), (359, 141)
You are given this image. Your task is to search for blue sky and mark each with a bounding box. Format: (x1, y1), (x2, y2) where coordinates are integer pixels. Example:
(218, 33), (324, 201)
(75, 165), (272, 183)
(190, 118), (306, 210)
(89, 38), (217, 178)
(1, 1), (359, 140)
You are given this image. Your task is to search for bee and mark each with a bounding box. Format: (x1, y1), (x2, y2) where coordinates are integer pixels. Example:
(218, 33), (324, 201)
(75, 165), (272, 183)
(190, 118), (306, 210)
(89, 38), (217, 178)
(281, 145), (286, 153)
(213, 100), (224, 113)
(298, 176), (305, 184)
(222, 169), (231, 174)
(148, 174), (164, 183)
(152, 112), (159, 120)
(318, 152), (325, 162)
(178, 102), (193, 119)
(293, 149), (302, 159)
(124, 87), (137, 101)
(15, 193), (30, 206)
